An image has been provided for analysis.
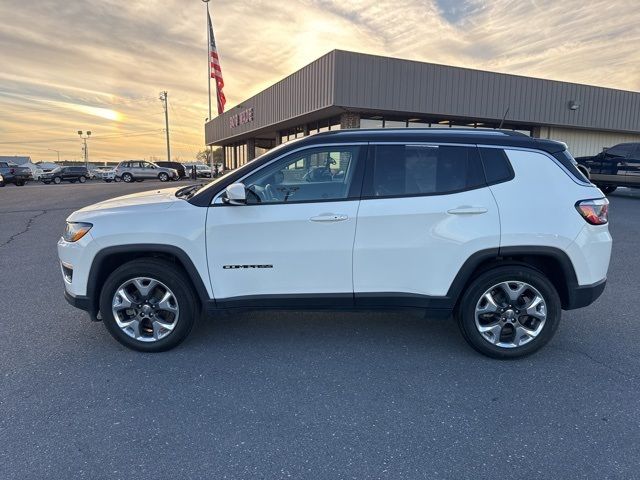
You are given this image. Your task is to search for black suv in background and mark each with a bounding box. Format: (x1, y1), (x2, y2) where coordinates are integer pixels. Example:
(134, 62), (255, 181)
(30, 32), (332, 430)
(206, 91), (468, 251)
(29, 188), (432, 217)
(576, 143), (640, 194)
(41, 166), (89, 185)
(155, 161), (186, 179)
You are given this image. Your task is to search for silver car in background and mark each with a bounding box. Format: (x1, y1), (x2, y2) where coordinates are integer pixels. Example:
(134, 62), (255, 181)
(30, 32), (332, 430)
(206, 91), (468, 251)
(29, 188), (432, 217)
(114, 160), (178, 183)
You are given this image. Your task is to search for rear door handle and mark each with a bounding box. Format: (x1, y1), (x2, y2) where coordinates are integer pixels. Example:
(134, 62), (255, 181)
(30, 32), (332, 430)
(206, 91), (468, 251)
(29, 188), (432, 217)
(310, 213), (348, 222)
(447, 206), (488, 215)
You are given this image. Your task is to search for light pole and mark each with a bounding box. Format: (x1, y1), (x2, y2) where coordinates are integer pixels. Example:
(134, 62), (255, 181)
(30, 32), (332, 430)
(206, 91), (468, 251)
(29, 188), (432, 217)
(47, 149), (60, 163)
(159, 92), (171, 161)
(77, 130), (91, 168)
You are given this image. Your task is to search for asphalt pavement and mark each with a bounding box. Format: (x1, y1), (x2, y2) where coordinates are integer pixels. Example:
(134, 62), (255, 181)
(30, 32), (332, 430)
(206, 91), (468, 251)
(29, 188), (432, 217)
(0, 181), (639, 479)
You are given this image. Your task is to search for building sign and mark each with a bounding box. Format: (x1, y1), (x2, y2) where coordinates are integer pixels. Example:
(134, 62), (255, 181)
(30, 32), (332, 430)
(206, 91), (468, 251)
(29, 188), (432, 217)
(230, 107), (255, 128)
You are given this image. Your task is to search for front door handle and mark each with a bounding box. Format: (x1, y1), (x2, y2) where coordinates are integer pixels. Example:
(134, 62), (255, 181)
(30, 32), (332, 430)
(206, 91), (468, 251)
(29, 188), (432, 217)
(447, 206), (488, 215)
(310, 213), (348, 222)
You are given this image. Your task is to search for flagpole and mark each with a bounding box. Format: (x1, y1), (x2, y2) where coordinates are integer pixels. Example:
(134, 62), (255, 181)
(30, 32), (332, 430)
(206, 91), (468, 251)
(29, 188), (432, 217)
(203, 0), (213, 173)
(204, 0), (212, 121)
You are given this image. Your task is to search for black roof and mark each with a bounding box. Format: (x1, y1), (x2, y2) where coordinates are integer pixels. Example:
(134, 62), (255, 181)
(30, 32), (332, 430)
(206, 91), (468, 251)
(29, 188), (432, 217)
(296, 128), (567, 154)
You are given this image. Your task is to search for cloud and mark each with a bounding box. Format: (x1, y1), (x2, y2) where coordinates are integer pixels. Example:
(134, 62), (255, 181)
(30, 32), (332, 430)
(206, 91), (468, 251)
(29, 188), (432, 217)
(0, 0), (637, 161)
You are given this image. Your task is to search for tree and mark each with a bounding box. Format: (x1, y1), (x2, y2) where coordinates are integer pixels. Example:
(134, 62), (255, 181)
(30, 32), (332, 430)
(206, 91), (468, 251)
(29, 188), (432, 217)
(196, 147), (223, 165)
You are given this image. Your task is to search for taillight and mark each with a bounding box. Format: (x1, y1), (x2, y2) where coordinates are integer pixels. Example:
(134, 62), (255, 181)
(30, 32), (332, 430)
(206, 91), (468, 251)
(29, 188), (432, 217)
(575, 198), (609, 225)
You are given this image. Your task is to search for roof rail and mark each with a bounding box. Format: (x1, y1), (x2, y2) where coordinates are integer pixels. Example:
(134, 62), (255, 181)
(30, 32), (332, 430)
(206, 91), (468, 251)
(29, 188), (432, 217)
(319, 128), (527, 137)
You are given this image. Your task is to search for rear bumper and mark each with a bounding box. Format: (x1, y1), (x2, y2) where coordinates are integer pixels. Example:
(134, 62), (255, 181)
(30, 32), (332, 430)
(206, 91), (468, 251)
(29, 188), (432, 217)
(564, 278), (607, 310)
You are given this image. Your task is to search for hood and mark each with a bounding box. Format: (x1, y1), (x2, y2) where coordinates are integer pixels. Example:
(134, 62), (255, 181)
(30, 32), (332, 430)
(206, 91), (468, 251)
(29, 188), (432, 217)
(69, 186), (182, 220)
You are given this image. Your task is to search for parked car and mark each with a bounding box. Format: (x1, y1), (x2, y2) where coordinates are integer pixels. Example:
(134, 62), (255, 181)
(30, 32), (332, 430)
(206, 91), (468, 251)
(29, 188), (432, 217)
(59, 129), (611, 358)
(114, 161), (178, 183)
(0, 161), (31, 186)
(183, 163), (212, 178)
(576, 142), (640, 194)
(18, 163), (45, 181)
(92, 166), (118, 182)
(41, 166), (89, 184)
(155, 161), (186, 179)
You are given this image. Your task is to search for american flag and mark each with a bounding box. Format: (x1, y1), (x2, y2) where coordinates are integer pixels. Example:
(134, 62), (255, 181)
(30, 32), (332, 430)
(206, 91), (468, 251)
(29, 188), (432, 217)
(208, 11), (226, 115)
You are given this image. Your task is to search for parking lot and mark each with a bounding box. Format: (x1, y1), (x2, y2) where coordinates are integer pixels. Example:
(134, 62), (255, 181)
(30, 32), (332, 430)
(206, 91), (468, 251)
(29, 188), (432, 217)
(1, 181), (639, 479)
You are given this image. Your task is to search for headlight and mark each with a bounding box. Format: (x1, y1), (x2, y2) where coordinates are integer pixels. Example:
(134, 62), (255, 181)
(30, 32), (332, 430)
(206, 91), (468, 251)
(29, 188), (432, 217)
(63, 222), (93, 242)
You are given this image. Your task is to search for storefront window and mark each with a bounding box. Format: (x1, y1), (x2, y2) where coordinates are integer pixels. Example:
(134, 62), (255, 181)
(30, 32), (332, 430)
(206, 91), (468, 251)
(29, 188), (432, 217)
(407, 120), (429, 128)
(384, 120), (407, 128)
(361, 118), (383, 129)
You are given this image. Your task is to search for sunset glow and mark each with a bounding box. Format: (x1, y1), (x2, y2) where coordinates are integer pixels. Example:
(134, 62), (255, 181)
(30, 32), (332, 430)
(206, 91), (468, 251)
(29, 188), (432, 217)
(0, 0), (638, 162)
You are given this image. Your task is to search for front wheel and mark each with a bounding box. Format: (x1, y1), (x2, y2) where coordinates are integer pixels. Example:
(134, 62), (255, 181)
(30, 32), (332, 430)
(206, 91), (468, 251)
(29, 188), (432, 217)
(99, 258), (197, 352)
(158, 172), (169, 182)
(457, 266), (561, 359)
(122, 173), (133, 183)
(53, 176), (62, 184)
(79, 176), (86, 183)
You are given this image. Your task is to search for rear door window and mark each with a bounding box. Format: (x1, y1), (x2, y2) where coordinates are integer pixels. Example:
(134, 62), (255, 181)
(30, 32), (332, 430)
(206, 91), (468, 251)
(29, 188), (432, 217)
(366, 145), (485, 197)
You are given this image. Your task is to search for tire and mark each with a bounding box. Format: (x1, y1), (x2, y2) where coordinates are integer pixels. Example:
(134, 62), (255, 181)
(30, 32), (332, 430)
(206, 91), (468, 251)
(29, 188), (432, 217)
(79, 176), (86, 183)
(53, 176), (62, 184)
(601, 185), (617, 195)
(457, 265), (561, 359)
(158, 172), (169, 182)
(99, 258), (198, 352)
(122, 173), (133, 183)
(15, 181), (25, 186)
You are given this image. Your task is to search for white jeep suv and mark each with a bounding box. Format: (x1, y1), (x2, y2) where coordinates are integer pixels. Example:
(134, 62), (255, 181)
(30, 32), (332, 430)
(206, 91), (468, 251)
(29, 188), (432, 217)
(58, 129), (611, 358)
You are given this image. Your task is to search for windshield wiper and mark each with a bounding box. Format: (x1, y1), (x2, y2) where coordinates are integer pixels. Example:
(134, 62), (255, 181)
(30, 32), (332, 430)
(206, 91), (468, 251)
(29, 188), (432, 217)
(175, 183), (204, 199)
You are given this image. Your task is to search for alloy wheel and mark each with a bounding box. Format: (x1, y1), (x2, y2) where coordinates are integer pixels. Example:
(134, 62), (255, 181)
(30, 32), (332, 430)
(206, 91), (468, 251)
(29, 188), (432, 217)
(474, 281), (547, 348)
(111, 277), (179, 342)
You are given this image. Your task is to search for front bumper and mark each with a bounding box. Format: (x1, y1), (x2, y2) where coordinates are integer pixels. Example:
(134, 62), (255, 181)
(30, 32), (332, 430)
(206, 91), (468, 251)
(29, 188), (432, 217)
(64, 290), (101, 321)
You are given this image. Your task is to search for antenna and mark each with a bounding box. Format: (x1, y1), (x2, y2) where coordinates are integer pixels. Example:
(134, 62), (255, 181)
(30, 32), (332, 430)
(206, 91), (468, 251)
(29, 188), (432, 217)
(498, 106), (510, 129)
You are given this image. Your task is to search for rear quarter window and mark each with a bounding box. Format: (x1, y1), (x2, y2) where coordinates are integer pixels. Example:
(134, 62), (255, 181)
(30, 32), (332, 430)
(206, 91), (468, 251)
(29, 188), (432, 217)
(478, 148), (514, 184)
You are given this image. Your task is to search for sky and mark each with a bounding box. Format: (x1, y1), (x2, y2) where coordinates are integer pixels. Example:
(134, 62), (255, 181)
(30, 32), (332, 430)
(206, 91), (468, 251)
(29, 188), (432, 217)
(0, 0), (638, 163)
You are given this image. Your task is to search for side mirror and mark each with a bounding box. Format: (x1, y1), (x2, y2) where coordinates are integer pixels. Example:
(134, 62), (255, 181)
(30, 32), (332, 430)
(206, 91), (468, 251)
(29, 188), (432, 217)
(223, 183), (247, 205)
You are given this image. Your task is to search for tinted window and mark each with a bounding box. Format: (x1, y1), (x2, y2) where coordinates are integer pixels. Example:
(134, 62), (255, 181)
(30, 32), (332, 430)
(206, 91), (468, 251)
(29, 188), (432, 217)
(242, 145), (362, 204)
(552, 150), (590, 183)
(479, 148), (513, 184)
(606, 144), (633, 157)
(369, 145), (484, 197)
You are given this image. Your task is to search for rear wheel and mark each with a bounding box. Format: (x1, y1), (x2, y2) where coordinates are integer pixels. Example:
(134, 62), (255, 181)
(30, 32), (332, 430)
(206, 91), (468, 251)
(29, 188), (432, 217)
(122, 173), (133, 183)
(15, 180), (25, 186)
(457, 266), (561, 359)
(53, 176), (62, 184)
(158, 172), (169, 182)
(99, 258), (197, 352)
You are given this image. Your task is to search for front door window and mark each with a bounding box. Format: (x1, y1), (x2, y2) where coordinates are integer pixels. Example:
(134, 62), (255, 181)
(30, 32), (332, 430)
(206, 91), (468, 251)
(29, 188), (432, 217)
(241, 145), (362, 204)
